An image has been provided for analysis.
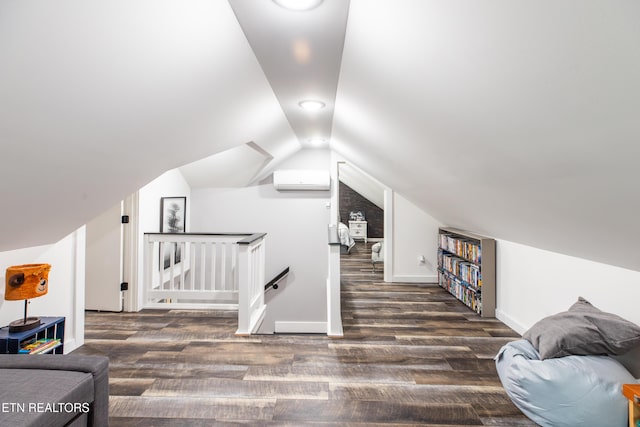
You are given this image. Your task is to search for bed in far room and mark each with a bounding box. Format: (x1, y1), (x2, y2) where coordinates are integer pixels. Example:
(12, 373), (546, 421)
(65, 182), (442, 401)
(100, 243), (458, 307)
(338, 222), (355, 254)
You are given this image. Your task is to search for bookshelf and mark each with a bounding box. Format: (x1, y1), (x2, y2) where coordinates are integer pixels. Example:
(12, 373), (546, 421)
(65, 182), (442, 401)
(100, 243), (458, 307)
(0, 316), (65, 354)
(438, 227), (495, 317)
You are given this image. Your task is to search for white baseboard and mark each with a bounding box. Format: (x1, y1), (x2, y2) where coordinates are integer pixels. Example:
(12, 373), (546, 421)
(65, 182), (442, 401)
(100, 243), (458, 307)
(274, 321), (327, 334)
(495, 309), (527, 335)
(392, 274), (438, 283)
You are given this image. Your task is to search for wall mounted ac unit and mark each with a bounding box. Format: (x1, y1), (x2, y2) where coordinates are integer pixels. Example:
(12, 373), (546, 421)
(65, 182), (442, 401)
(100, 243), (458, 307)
(273, 170), (330, 191)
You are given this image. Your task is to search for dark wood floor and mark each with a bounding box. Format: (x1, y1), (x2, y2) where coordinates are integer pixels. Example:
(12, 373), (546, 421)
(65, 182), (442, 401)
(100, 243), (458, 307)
(74, 242), (535, 426)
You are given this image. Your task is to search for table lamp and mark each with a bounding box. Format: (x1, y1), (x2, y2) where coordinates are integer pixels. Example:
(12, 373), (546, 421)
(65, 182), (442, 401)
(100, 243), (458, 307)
(4, 263), (51, 333)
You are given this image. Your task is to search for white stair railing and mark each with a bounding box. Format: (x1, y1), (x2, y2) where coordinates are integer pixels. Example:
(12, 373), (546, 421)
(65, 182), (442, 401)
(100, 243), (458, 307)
(143, 233), (267, 334)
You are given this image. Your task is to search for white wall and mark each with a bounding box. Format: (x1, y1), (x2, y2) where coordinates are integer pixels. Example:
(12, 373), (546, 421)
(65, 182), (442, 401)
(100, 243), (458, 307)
(496, 239), (640, 376)
(496, 239), (640, 332)
(191, 148), (331, 333)
(391, 193), (442, 282)
(135, 169), (192, 310)
(0, 227), (85, 352)
(85, 201), (123, 311)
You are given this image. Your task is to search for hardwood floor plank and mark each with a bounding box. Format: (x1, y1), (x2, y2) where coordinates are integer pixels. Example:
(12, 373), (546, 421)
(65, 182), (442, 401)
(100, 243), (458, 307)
(243, 364), (417, 384)
(144, 378), (329, 400)
(109, 417), (213, 426)
(109, 378), (157, 396)
(272, 399), (483, 425)
(480, 416), (539, 426)
(445, 357), (500, 372)
(412, 370), (504, 387)
(292, 353), (454, 369)
(108, 362), (249, 380)
(109, 396), (276, 421)
(325, 342), (475, 362)
(395, 336), (515, 359)
(329, 383), (513, 405)
(84, 329), (137, 340)
(140, 349), (295, 366)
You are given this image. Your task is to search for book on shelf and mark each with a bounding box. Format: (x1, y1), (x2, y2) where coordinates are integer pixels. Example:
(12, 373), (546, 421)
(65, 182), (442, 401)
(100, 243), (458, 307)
(438, 250), (482, 289)
(439, 233), (482, 263)
(19, 338), (61, 354)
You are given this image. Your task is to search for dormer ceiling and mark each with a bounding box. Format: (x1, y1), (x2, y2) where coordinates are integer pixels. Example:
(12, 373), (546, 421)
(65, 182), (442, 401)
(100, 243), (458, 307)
(229, 0), (349, 149)
(1, 1), (639, 271)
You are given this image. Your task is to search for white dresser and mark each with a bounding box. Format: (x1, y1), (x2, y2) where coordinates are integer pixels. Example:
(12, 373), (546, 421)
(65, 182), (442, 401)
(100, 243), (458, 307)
(348, 220), (367, 243)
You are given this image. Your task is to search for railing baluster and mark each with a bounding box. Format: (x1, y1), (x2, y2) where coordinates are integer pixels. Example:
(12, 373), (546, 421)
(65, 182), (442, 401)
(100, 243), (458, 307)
(189, 242), (195, 290)
(220, 243), (226, 292)
(231, 243), (237, 292)
(179, 241), (186, 292)
(156, 242), (165, 289)
(200, 242), (206, 291)
(210, 242), (216, 291)
(169, 242), (176, 291)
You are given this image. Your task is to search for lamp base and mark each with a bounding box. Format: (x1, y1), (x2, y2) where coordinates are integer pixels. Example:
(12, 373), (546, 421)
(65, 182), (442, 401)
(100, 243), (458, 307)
(8, 317), (41, 333)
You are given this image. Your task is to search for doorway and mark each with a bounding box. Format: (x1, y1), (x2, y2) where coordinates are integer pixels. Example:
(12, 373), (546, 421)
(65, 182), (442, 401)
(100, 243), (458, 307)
(336, 162), (387, 279)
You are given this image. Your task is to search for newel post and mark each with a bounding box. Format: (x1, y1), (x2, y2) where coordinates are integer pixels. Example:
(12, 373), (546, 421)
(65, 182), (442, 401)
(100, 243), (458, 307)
(235, 235), (267, 335)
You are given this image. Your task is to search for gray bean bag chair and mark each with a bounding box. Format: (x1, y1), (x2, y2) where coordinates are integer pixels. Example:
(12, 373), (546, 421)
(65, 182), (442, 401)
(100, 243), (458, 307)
(496, 339), (636, 427)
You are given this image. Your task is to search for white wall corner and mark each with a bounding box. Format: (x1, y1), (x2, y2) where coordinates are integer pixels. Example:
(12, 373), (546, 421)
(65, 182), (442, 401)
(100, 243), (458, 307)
(494, 308), (527, 335)
(70, 226), (86, 352)
(326, 272), (343, 337)
(383, 189), (394, 283)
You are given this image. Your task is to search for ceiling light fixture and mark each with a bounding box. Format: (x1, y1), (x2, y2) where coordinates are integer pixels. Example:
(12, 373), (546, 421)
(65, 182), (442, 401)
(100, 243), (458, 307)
(273, 0), (323, 11)
(308, 138), (326, 146)
(298, 100), (325, 111)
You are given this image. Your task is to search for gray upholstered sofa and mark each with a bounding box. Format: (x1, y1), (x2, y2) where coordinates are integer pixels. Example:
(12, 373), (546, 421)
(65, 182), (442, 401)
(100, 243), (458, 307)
(0, 354), (109, 427)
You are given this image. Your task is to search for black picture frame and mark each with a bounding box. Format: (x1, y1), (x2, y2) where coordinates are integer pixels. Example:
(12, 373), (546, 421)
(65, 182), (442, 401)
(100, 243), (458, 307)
(160, 196), (186, 233)
(160, 197), (186, 269)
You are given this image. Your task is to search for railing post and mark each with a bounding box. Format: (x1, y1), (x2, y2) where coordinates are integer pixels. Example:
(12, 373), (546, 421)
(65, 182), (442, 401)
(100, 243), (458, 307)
(236, 237), (267, 335)
(236, 243), (250, 335)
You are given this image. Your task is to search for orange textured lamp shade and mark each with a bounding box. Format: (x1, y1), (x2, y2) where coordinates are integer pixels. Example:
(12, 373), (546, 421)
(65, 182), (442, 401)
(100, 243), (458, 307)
(5, 263), (50, 332)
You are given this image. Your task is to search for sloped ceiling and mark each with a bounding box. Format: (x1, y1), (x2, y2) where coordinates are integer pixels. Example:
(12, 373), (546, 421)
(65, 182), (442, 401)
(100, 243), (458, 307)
(333, 0), (640, 271)
(0, 0), (298, 251)
(1, 0), (638, 272)
(228, 0), (349, 149)
(338, 163), (384, 210)
(180, 142), (274, 189)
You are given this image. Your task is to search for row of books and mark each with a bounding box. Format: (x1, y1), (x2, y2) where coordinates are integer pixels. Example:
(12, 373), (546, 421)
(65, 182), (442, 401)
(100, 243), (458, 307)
(19, 338), (61, 354)
(438, 272), (481, 314)
(439, 233), (481, 263)
(438, 251), (482, 288)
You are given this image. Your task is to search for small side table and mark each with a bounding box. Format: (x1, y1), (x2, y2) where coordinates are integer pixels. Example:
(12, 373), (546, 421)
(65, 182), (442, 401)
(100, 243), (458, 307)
(0, 316), (65, 354)
(349, 220), (367, 244)
(623, 384), (640, 427)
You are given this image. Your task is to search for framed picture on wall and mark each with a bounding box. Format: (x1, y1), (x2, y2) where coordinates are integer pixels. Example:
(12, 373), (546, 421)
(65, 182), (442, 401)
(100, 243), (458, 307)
(160, 196), (186, 233)
(160, 196), (186, 269)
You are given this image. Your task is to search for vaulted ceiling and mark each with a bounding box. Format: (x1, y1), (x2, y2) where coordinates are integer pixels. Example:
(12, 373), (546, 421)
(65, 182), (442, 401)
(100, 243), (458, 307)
(1, 1), (639, 271)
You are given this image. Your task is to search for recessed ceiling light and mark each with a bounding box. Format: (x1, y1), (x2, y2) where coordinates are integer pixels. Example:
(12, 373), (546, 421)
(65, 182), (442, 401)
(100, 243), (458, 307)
(273, 0), (323, 11)
(298, 100), (325, 111)
(308, 138), (326, 146)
